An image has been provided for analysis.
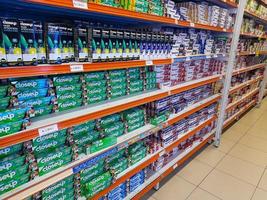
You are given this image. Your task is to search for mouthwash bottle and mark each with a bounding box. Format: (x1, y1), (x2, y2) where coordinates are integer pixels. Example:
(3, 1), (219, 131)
(75, 23), (90, 62)
(34, 21), (46, 64)
(116, 29), (123, 61)
(0, 22), (7, 66)
(46, 23), (62, 64)
(101, 27), (110, 62)
(92, 27), (101, 62)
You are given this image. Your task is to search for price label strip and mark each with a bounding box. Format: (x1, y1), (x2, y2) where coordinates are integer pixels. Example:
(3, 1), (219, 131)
(70, 64), (84, 72)
(73, 0), (88, 9)
(38, 124), (59, 136)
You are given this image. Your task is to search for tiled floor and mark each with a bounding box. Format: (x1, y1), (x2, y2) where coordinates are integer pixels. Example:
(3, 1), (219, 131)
(144, 98), (267, 200)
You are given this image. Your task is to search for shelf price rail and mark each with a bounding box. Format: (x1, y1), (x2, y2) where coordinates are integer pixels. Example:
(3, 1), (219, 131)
(232, 63), (266, 76)
(0, 94), (220, 200)
(8, 0), (234, 32)
(229, 76), (263, 94)
(0, 75), (220, 148)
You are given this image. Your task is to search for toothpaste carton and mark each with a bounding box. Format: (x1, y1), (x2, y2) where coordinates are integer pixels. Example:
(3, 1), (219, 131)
(1, 18), (22, 66)
(46, 23), (62, 64)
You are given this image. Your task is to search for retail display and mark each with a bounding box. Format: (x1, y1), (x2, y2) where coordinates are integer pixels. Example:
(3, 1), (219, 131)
(0, 0), (267, 200)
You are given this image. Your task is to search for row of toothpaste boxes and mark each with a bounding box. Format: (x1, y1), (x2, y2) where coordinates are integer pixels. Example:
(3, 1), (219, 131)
(0, 66), (157, 137)
(0, 102), (217, 198)
(0, 17), (174, 66)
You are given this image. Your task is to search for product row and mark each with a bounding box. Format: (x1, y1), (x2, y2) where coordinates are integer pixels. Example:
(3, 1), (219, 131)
(237, 38), (267, 53)
(0, 17), (233, 67)
(246, 0), (267, 20)
(231, 70), (264, 88)
(235, 55), (267, 69)
(0, 105), (217, 198)
(241, 18), (267, 36)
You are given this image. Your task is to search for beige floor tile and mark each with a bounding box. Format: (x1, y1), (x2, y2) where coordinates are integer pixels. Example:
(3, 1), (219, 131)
(199, 169), (255, 200)
(153, 176), (196, 200)
(178, 159), (213, 185)
(195, 146), (225, 167)
(247, 126), (267, 141)
(229, 144), (267, 167)
(251, 188), (267, 200)
(216, 155), (264, 186)
(238, 114), (260, 126)
(217, 138), (236, 153)
(222, 128), (245, 142)
(239, 135), (267, 153)
(187, 188), (221, 200)
(258, 170), (267, 191)
(252, 120), (267, 132)
(230, 122), (251, 133)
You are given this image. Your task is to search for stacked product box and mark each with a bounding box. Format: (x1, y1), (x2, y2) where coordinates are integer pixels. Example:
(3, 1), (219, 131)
(124, 107), (146, 133)
(127, 141), (148, 166)
(107, 69), (127, 99)
(0, 144), (32, 195)
(53, 74), (86, 112)
(129, 169), (146, 193)
(231, 70), (263, 88)
(241, 18), (265, 36)
(164, 0), (180, 20)
(237, 38), (267, 53)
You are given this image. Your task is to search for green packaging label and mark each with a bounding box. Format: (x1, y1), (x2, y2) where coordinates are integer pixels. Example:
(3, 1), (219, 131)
(108, 77), (127, 87)
(53, 75), (81, 86)
(109, 82), (127, 90)
(38, 155), (72, 176)
(33, 137), (66, 155)
(58, 99), (83, 111)
(75, 131), (100, 146)
(71, 121), (96, 137)
(127, 121), (144, 132)
(150, 114), (168, 126)
(129, 146), (147, 165)
(42, 185), (74, 200)
(83, 72), (106, 82)
(42, 175), (74, 196)
(109, 157), (128, 175)
(0, 108), (27, 125)
(129, 85), (143, 94)
(128, 141), (145, 155)
(87, 87), (106, 97)
(85, 172), (112, 194)
(108, 70), (126, 79)
(34, 105), (54, 118)
(0, 97), (10, 110)
(37, 146), (72, 167)
(57, 91), (82, 102)
(98, 114), (121, 128)
(0, 120), (24, 137)
(0, 155), (25, 174)
(80, 165), (105, 184)
(87, 93), (106, 104)
(109, 89), (126, 99)
(0, 173), (29, 195)
(123, 109), (144, 121)
(0, 164), (28, 183)
(33, 129), (67, 147)
(0, 143), (22, 159)
(56, 84), (82, 94)
(86, 80), (107, 90)
(101, 122), (124, 137)
(87, 136), (117, 154)
(105, 149), (125, 164)
(0, 85), (8, 98)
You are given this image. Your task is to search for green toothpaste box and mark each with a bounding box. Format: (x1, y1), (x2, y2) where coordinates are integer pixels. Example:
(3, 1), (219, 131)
(0, 120), (28, 137)
(38, 155), (72, 176)
(86, 136), (117, 154)
(108, 157), (128, 175)
(42, 184), (74, 200)
(57, 91), (83, 102)
(128, 141), (145, 155)
(56, 84), (83, 94)
(85, 80), (107, 90)
(52, 75), (81, 86)
(58, 99), (83, 111)
(74, 131), (100, 147)
(0, 155), (25, 174)
(42, 175), (74, 196)
(36, 146), (72, 167)
(87, 93), (107, 104)
(19, 19), (38, 65)
(70, 120), (95, 137)
(127, 121), (144, 132)
(33, 129), (67, 147)
(105, 149), (125, 164)
(0, 172), (29, 195)
(34, 105), (55, 118)
(83, 71), (106, 82)
(32, 137), (66, 155)
(101, 121), (124, 137)
(98, 113), (122, 128)
(0, 164), (28, 183)
(0, 143), (22, 159)
(0, 85), (9, 98)
(80, 165), (105, 184)
(1, 18), (22, 66)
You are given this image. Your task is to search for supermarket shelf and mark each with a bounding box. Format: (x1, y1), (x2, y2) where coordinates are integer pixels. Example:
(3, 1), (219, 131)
(223, 99), (257, 128)
(237, 51), (267, 56)
(229, 76), (263, 94)
(240, 32), (267, 39)
(259, 0), (267, 6)
(92, 119), (216, 200)
(244, 9), (267, 24)
(232, 63), (266, 75)
(127, 131), (215, 200)
(0, 75), (220, 148)
(0, 106), (217, 200)
(0, 58), (171, 79)
(0, 53), (227, 79)
(226, 88), (259, 111)
(10, 1), (234, 33)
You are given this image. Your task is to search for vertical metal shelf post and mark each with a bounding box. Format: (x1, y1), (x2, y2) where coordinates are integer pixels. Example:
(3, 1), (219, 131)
(214, 0), (248, 147)
(258, 65), (267, 106)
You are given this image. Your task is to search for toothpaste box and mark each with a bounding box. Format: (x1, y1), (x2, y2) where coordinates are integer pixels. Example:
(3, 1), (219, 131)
(1, 18), (22, 66)
(0, 143), (22, 159)
(46, 23), (62, 64)
(19, 19), (38, 66)
(0, 119), (30, 137)
(60, 24), (74, 62)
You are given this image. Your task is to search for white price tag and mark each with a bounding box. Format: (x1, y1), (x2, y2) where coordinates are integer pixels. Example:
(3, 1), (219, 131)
(38, 124), (58, 136)
(73, 0), (88, 9)
(186, 57), (190, 61)
(213, 54), (218, 58)
(175, 19), (178, 25)
(146, 60), (154, 66)
(223, 28), (227, 32)
(190, 23), (195, 27)
(206, 55), (211, 59)
(173, 163), (178, 169)
(70, 64), (84, 72)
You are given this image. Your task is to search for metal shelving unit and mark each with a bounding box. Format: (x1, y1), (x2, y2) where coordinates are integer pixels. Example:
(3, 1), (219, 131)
(2, 0), (267, 200)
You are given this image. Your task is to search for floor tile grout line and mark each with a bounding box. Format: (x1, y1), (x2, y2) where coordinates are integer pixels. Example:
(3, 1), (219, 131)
(249, 168), (267, 200)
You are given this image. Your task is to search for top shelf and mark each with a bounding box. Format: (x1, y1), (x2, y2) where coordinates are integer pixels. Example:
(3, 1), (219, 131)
(13, 0), (234, 32)
(244, 9), (267, 24)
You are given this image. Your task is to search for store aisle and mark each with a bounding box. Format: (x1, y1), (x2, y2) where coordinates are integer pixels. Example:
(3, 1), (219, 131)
(144, 98), (267, 200)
